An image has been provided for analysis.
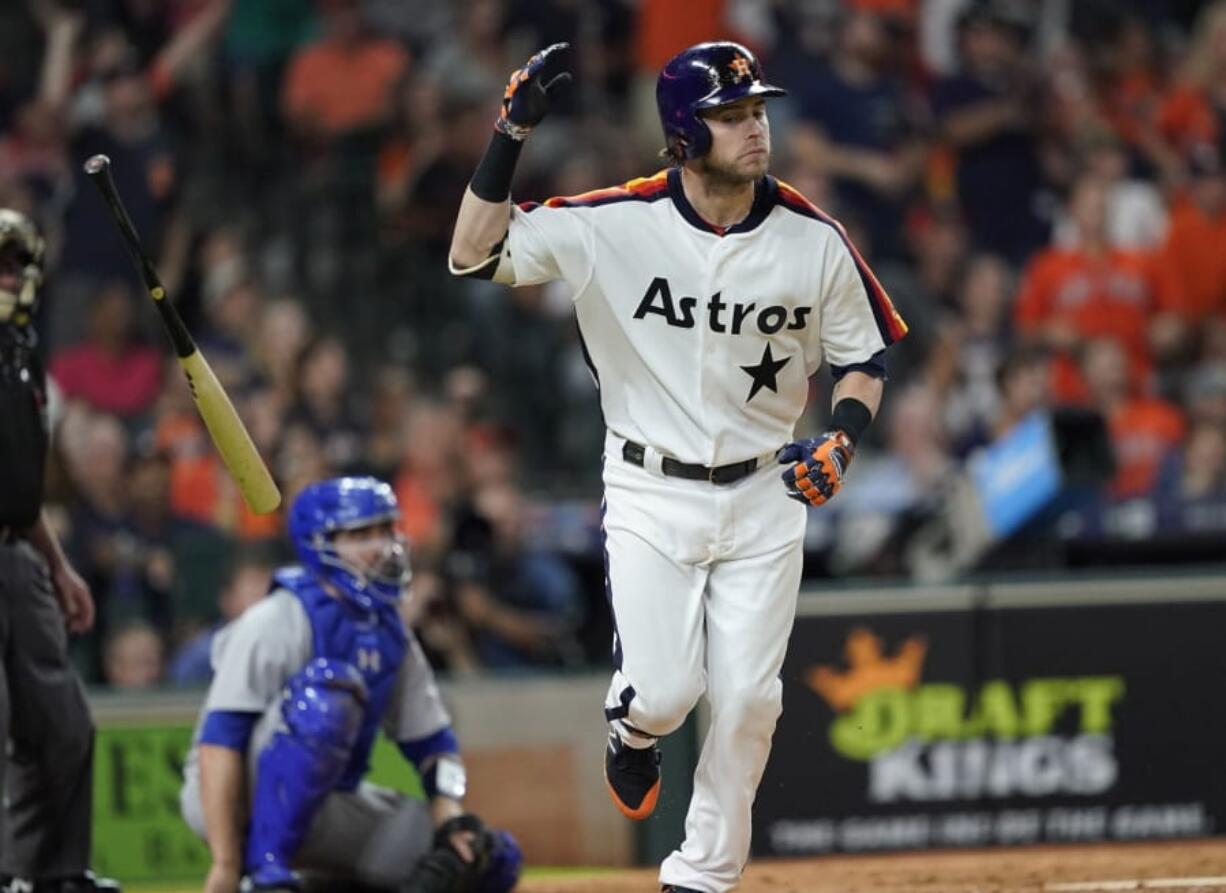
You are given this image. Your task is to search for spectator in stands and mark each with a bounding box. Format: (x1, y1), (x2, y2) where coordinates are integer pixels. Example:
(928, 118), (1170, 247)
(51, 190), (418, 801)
(1160, 422), (1226, 500)
(168, 549), (275, 685)
(253, 296), (314, 406)
(418, 0), (508, 107)
(1159, 0), (1226, 158)
(931, 2), (1049, 263)
(49, 280), (163, 419)
(285, 334), (366, 473)
(1052, 131), (1167, 251)
(53, 31), (178, 346)
(1015, 172), (1175, 404)
(198, 256), (265, 392)
(937, 254), (1015, 452)
(394, 400), (464, 555)
(1082, 336), (1185, 499)
(1094, 15), (1180, 182)
(831, 383), (954, 574)
(398, 564), (480, 676)
(789, 7), (924, 260)
(364, 363), (415, 480)
(281, 0), (408, 147)
(990, 347), (1052, 444)
(1182, 362), (1226, 429)
(102, 620), (165, 689)
(447, 481), (585, 670)
(1155, 143), (1226, 344)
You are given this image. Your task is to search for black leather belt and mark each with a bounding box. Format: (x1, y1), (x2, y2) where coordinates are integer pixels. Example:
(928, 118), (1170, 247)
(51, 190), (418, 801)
(622, 439), (759, 485)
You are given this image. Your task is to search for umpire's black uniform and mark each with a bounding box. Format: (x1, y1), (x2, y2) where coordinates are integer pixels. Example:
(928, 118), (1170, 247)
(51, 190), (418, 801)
(0, 210), (117, 893)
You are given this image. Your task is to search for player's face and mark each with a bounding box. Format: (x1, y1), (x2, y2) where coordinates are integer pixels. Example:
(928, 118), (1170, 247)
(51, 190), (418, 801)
(698, 97), (771, 184)
(333, 521), (406, 582)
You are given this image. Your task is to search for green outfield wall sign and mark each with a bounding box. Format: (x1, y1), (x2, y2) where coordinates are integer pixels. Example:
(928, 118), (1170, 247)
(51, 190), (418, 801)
(89, 721), (421, 883)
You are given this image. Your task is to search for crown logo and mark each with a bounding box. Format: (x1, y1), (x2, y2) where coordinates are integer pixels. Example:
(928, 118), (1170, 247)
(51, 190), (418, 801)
(728, 55), (752, 82)
(806, 627), (928, 711)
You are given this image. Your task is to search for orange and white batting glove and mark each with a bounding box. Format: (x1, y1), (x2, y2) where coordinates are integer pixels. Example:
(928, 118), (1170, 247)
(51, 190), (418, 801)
(495, 43), (572, 141)
(777, 432), (855, 507)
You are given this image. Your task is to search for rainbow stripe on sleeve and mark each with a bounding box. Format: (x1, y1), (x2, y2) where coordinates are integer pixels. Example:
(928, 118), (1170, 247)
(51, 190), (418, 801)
(774, 180), (909, 346)
(518, 170), (670, 212)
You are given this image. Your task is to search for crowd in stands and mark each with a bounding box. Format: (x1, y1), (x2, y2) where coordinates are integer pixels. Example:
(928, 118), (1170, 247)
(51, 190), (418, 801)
(1, 0), (1223, 686)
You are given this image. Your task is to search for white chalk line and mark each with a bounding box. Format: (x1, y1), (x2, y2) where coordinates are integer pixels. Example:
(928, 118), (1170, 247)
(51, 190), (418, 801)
(1045, 878), (1226, 891)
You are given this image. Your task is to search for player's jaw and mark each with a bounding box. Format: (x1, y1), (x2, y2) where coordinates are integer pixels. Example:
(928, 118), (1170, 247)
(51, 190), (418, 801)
(699, 99), (771, 185)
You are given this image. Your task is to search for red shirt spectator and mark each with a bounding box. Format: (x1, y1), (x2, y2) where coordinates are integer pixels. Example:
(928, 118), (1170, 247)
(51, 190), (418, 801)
(50, 282), (162, 418)
(1015, 176), (1175, 403)
(1156, 151), (1226, 324)
(282, 1), (409, 141)
(1082, 337), (1186, 498)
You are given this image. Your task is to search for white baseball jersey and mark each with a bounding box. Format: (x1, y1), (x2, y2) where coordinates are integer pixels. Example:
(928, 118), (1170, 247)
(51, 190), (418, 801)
(496, 167), (907, 465)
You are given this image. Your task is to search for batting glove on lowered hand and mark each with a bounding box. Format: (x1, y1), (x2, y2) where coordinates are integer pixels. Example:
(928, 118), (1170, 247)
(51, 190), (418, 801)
(778, 431), (855, 507)
(496, 43), (572, 141)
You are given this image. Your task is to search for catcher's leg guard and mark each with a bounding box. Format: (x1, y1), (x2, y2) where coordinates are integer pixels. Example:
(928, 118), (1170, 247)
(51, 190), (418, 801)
(245, 659), (368, 889)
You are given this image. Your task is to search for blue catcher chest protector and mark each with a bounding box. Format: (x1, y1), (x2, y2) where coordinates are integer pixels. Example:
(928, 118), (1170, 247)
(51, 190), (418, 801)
(656, 41), (786, 161)
(245, 568), (409, 888)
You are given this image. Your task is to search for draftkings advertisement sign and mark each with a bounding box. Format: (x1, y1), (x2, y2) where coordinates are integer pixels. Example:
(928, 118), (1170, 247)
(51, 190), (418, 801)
(753, 597), (1226, 856)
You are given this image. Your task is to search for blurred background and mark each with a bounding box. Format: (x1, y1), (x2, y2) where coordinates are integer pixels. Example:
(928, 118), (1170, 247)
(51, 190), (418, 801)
(4, 0), (1226, 882)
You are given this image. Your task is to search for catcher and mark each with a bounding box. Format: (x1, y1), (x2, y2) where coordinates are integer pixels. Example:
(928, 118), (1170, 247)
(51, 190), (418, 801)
(178, 476), (521, 893)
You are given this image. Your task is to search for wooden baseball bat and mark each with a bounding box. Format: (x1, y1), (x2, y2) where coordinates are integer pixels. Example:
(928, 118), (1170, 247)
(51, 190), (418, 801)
(83, 154), (281, 514)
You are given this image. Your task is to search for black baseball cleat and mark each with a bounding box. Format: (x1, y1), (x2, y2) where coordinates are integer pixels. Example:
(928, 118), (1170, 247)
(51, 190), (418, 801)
(661, 886), (707, 892)
(604, 731), (661, 820)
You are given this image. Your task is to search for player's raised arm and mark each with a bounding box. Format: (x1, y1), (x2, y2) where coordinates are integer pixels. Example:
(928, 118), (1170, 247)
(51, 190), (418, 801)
(449, 43), (571, 278)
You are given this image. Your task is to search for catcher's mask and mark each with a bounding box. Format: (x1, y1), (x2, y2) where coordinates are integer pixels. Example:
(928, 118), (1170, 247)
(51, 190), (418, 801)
(289, 476), (412, 611)
(0, 209), (46, 328)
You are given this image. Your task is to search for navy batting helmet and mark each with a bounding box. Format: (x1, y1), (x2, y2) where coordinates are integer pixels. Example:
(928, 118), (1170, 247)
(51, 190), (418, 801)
(656, 41), (786, 162)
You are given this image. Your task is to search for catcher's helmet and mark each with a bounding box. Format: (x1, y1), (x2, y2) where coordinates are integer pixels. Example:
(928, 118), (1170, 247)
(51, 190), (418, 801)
(0, 208), (46, 327)
(289, 476), (411, 610)
(656, 41), (786, 162)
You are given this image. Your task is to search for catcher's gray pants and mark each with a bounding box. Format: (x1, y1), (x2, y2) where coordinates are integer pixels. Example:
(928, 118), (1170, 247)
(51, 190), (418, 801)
(180, 698), (434, 889)
(0, 540), (95, 877)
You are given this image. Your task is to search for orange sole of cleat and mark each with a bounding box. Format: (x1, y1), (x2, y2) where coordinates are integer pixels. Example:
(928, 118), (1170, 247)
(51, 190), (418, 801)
(604, 771), (660, 820)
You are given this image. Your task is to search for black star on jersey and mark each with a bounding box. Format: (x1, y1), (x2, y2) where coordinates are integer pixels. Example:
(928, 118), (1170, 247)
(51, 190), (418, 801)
(740, 344), (790, 402)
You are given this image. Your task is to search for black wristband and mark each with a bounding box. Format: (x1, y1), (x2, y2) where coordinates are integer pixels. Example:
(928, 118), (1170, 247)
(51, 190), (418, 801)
(830, 397), (873, 447)
(470, 130), (524, 202)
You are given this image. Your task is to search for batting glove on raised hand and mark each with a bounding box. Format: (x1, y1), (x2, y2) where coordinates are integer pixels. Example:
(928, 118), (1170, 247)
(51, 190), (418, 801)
(496, 43), (572, 141)
(778, 431), (855, 507)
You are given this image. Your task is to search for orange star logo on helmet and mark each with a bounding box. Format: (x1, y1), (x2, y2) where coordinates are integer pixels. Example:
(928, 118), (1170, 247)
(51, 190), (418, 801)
(729, 55), (752, 82)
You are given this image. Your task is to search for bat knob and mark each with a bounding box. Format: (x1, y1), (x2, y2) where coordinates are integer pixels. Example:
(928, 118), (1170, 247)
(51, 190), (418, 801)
(83, 154), (111, 175)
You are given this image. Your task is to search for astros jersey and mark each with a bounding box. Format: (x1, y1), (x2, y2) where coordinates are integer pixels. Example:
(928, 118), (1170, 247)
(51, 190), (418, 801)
(497, 168), (906, 465)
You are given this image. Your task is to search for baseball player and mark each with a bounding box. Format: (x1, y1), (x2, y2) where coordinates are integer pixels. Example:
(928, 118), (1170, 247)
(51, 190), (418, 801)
(449, 42), (906, 892)
(178, 476), (521, 893)
(0, 209), (119, 893)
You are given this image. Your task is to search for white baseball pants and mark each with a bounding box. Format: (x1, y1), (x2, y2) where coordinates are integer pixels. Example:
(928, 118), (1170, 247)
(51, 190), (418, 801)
(600, 432), (806, 893)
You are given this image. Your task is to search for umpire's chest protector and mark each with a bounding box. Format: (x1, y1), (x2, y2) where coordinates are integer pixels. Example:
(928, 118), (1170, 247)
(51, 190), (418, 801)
(275, 568), (408, 787)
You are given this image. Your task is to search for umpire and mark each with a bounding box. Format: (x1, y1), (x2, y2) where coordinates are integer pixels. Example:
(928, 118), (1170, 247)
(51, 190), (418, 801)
(0, 209), (119, 893)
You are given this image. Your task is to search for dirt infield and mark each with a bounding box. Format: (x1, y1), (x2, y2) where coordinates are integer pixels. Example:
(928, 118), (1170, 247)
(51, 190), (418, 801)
(520, 839), (1226, 893)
